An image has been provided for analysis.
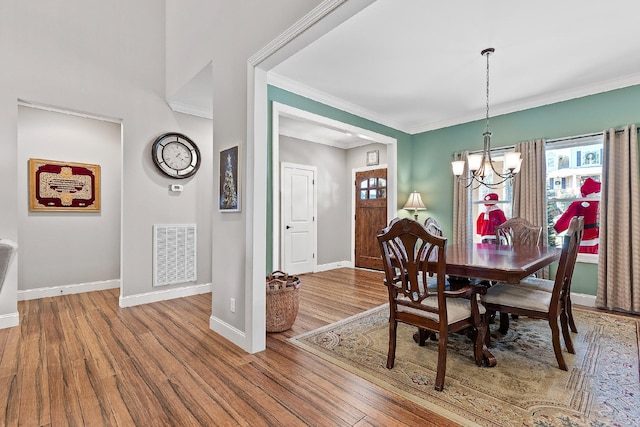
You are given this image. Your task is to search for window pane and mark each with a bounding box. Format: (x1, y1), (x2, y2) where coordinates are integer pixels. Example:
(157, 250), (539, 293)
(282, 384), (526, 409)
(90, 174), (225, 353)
(360, 190), (367, 200)
(377, 189), (386, 199)
(369, 189), (377, 199)
(360, 179), (368, 189)
(369, 178), (377, 187)
(546, 138), (602, 253)
(378, 178), (387, 187)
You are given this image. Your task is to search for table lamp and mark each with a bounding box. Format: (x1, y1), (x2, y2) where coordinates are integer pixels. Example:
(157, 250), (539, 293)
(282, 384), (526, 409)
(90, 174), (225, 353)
(403, 191), (426, 220)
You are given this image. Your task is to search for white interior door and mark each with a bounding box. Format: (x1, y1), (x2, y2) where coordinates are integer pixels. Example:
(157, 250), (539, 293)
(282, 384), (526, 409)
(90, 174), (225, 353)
(281, 163), (316, 275)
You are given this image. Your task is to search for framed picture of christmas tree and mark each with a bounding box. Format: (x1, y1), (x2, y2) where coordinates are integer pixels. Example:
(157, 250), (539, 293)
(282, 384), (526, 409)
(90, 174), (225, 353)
(219, 145), (240, 212)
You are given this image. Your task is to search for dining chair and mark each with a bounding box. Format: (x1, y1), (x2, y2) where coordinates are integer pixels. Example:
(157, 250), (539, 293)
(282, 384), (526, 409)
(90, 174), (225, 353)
(493, 217), (543, 327)
(378, 217), (491, 391)
(424, 216), (444, 237)
(495, 217), (542, 247)
(480, 216), (584, 370)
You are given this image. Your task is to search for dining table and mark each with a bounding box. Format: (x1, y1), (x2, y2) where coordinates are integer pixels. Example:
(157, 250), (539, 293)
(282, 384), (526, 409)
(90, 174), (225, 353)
(442, 242), (561, 285)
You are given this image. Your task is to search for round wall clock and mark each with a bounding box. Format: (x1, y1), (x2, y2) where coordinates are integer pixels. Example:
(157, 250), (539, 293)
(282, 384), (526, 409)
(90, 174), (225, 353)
(151, 132), (201, 179)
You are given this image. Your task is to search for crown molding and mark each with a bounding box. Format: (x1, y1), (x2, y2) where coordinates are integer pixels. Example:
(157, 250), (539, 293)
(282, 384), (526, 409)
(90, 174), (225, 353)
(249, 0), (349, 67)
(167, 100), (213, 120)
(407, 73), (640, 134)
(268, 72), (411, 133)
(270, 70), (640, 136)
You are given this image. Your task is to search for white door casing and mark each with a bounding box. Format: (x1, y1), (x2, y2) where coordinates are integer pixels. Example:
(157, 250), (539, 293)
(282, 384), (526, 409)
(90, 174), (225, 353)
(281, 163), (317, 275)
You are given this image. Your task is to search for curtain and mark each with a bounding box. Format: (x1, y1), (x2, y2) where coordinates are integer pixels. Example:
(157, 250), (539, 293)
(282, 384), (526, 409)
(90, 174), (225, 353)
(512, 139), (548, 277)
(452, 151), (472, 245)
(597, 125), (640, 313)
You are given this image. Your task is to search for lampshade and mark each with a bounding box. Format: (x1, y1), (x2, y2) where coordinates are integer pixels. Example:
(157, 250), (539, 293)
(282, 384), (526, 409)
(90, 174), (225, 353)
(403, 191), (426, 220)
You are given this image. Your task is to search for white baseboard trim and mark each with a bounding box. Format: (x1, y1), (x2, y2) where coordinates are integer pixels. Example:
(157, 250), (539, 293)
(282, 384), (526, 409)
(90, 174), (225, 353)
(315, 260), (353, 272)
(119, 282), (212, 308)
(572, 292), (596, 308)
(18, 279), (121, 301)
(0, 312), (19, 329)
(209, 315), (247, 351)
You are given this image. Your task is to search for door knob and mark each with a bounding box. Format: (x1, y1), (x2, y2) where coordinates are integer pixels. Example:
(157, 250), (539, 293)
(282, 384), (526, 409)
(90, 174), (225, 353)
(286, 225), (292, 229)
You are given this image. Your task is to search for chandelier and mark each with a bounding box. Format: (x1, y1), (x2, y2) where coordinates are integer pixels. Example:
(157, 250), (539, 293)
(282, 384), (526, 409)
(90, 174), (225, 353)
(451, 48), (521, 189)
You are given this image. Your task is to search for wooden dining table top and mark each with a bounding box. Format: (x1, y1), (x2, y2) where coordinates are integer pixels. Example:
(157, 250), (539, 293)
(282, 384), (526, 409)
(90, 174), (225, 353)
(442, 243), (561, 284)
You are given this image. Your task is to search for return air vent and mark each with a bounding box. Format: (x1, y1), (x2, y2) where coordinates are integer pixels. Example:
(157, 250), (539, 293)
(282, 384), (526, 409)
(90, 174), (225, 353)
(153, 224), (197, 287)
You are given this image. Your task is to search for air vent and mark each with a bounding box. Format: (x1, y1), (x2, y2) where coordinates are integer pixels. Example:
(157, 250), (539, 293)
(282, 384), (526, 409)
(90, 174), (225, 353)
(153, 224), (197, 287)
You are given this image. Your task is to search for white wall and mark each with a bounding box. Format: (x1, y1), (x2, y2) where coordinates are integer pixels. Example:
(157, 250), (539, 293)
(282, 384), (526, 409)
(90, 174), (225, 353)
(17, 105), (121, 290)
(0, 1), (214, 323)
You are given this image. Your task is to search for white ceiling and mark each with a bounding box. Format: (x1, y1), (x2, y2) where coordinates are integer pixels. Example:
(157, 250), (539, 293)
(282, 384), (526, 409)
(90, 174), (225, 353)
(171, 0), (640, 142)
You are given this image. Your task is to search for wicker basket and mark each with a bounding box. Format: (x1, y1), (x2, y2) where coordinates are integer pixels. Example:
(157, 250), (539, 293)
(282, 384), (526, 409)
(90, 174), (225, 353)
(266, 270), (300, 333)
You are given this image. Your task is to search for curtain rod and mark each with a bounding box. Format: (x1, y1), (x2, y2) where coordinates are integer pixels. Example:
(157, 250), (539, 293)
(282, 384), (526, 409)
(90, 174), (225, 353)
(469, 126), (637, 155)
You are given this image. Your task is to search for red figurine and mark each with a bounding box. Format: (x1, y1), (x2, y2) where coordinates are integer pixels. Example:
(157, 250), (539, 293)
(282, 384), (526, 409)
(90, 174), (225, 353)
(554, 177), (601, 254)
(476, 193), (507, 243)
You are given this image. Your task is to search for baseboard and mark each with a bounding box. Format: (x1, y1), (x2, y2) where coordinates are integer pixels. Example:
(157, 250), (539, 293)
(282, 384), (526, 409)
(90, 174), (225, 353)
(119, 282), (212, 308)
(315, 260), (353, 272)
(572, 292), (596, 308)
(209, 315), (247, 350)
(0, 312), (19, 329)
(18, 279), (121, 301)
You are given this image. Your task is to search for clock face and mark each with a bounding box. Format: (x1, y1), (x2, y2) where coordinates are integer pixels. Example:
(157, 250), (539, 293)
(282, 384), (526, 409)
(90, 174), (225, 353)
(151, 133), (201, 179)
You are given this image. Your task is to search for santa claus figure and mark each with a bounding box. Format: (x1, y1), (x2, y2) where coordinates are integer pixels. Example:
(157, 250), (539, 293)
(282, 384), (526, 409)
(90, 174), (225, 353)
(554, 177), (601, 254)
(476, 193), (507, 243)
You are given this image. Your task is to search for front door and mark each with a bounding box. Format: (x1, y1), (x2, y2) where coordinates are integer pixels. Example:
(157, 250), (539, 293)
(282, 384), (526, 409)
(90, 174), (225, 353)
(354, 169), (387, 270)
(281, 163), (316, 275)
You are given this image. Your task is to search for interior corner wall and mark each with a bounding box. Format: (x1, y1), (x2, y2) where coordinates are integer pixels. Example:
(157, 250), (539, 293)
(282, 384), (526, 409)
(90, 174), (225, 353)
(17, 106), (121, 290)
(411, 84), (640, 297)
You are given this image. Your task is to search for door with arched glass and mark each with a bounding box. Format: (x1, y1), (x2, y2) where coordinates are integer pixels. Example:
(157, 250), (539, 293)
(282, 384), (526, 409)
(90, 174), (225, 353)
(354, 168), (387, 270)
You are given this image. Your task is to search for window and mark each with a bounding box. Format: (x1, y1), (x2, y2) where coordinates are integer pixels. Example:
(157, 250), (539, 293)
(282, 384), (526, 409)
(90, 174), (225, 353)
(546, 134), (603, 262)
(359, 176), (386, 200)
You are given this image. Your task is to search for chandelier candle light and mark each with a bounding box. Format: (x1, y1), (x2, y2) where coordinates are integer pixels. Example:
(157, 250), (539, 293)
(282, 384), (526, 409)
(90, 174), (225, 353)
(452, 48), (522, 189)
(403, 191), (426, 220)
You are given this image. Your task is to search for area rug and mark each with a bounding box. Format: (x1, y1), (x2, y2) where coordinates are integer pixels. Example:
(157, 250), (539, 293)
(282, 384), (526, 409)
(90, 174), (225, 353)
(290, 305), (640, 426)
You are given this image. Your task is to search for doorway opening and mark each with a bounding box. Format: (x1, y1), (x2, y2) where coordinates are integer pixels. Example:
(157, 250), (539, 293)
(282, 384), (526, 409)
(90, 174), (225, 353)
(271, 102), (397, 273)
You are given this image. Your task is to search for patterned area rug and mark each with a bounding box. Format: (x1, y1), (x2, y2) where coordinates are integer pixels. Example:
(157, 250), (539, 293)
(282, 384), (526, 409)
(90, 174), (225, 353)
(290, 305), (640, 426)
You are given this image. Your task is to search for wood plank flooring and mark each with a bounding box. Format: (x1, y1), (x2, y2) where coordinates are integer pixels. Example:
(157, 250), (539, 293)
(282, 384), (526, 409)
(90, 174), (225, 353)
(0, 268), (458, 426)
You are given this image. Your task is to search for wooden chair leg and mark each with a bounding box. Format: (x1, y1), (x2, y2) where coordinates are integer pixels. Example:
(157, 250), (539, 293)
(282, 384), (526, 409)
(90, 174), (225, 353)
(560, 310), (575, 354)
(386, 320), (397, 369)
(566, 296), (578, 333)
(413, 328), (437, 346)
(434, 331), (448, 391)
(473, 323), (485, 366)
(549, 318), (567, 370)
(498, 312), (510, 334)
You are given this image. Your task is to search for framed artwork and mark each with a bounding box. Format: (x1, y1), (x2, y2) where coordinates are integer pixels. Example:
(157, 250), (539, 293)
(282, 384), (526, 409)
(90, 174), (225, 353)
(219, 145), (240, 212)
(366, 150), (379, 166)
(29, 158), (101, 212)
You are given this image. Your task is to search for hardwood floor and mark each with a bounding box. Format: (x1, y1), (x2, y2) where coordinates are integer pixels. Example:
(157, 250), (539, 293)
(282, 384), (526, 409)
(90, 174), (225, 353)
(0, 268), (457, 426)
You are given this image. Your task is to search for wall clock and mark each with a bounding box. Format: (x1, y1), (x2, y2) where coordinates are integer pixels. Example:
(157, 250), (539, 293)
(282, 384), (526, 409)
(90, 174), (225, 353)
(151, 132), (201, 179)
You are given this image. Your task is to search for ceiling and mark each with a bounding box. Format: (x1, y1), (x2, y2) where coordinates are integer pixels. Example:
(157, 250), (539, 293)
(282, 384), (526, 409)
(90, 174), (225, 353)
(171, 0), (640, 143)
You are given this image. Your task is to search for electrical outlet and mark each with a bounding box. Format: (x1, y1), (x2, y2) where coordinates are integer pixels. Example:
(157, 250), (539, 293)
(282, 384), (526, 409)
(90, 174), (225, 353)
(230, 298), (236, 313)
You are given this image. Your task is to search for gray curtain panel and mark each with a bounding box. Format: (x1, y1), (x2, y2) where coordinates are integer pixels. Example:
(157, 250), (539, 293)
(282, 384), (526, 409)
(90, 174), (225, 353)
(597, 125), (640, 313)
(513, 139), (549, 278)
(452, 151), (472, 245)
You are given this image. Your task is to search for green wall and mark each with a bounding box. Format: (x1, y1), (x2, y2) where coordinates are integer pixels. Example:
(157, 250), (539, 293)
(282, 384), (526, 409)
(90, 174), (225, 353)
(267, 86), (412, 271)
(411, 84), (640, 296)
